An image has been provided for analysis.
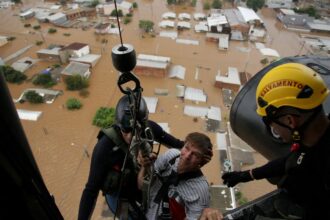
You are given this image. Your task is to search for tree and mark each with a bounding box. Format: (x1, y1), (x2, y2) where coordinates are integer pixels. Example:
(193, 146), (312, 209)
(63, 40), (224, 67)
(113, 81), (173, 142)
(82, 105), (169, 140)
(32, 74), (56, 88)
(65, 75), (89, 91)
(212, 0), (222, 9)
(132, 2), (138, 8)
(110, 9), (123, 17)
(0, 65), (27, 84)
(203, 2), (210, 10)
(139, 20), (154, 33)
(92, 107), (116, 128)
(167, 0), (176, 4)
(247, 0), (265, 12)
(66, 98), (82, 110)
(48, 28), (57, 34)
(25, 91), (43, 104)
(90, 0), (99, 7)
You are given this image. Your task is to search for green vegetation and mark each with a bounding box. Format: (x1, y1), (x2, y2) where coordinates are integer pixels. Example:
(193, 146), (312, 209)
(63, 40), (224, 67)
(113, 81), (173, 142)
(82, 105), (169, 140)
(294, 6), (320, 18)
(139, 20), (154, 33)
(32, 74), (56, 88)
(110, 9), (123, 17)
(126, 13), (133, 17)
(132, 2), (138, 8)
(167, 0), (176, 5)
(212, 0), (222, 9)
(24, 23), (31, 28)
(0, 65), (27, 84)
(247, 0), (265, 12)
(90, 0), (99, 7)
(7, 36), (16, 41)
(48, 28), (57, 34)
(235, 191), (248, 206)
(93, 107), (116, 128)
(65, 74), (89, 91)
(191, 0), (197, 7)
(53, 63), (61, 68)
(36, 40), (43, 46)
(260, 58), (269, 65)
(203, 2), (210, 10)
(124, 17), (132, 24)
(25, 91), (43, 104)
(63, 33), (71, 36)
(66, 98), (82, 110)
(33, 25), (41, 30)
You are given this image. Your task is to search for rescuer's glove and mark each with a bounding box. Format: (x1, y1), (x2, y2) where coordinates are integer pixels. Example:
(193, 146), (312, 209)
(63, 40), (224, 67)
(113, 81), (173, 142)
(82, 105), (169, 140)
(222, 170), (253, 187)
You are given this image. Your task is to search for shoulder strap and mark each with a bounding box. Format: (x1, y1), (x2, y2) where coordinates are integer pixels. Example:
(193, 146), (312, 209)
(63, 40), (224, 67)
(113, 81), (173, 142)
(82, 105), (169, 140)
(101, 126), (128, 153)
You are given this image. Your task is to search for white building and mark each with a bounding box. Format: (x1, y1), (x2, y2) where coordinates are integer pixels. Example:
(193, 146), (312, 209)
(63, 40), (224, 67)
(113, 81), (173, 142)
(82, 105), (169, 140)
(266, 0), (293, 9)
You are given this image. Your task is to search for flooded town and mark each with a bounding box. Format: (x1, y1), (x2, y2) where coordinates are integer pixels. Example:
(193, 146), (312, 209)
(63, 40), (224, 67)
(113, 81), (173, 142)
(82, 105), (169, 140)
(0, 0), (329, 219)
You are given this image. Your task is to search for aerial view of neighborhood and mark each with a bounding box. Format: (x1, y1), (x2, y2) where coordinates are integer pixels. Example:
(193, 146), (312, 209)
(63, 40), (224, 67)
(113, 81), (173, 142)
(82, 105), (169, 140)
(0, 0), (329, 218)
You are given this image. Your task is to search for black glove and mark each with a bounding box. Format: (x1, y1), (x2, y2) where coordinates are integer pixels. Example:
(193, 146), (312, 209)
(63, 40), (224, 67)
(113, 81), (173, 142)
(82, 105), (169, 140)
(222, 171), (253, 187)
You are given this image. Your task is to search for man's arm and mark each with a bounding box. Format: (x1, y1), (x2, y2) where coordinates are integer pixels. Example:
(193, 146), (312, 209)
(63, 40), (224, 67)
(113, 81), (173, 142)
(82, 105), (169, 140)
(199, 208), (223, 220)
(148, 120), (185, 149)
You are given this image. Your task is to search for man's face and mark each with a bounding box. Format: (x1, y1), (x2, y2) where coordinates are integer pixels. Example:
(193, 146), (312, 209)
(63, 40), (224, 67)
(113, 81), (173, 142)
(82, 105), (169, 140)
(268, 115), (294, 143)
(178, 141), (204, 172)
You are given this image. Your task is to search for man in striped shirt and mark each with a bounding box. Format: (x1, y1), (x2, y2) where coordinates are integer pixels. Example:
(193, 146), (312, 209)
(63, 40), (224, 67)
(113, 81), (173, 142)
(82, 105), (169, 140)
(138, 132), (218, 220)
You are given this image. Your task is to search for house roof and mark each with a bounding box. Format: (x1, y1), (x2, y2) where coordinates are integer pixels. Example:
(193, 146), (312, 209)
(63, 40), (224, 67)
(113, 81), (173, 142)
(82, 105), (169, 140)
(169, 65), (186, 79)
(216, 132), (227, 150)
(279, 8), (295, 15)
(162, 12), (176, 19)
(37, 47), (62, 55)
(184, 87), (207, 102)
(193, 12), (206, 20)
(61, 62), (90, 76)
(69, 54), (101, 64)
(216, 67), (241, 85)
(61, 42), (88, 51)
(307, 21), (330, 32)
(207, 14), (228, 26)
(223, 9), (246, 26)
(259, 48), (280, 57)
(95, 23), (111, 30)
(136, 54), (171, 69)
(178, 13), (191, 20)
(17, 109), (42, 121)
(159, 31), (178, 39)
(176, 39), (199, 45)
(184, 105), (209, 117)
(47, 12), (66, 21)
(143, 96), (158, 113)
(238, 6), (263, 23)
(208, 106), (221, 121)
(177, 21), (191, 29)
(159, 20), (175, 28)
(195, 22), (208, 32)
(218, 34), (229, 49)
(11, 57), (36, 73)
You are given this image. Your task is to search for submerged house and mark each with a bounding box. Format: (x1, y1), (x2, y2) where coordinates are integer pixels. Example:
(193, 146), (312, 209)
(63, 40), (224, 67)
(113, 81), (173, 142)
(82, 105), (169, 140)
(61, 62), (91, 79)
(59, 42), (90, 63)
(215, 67), (241, 91)
(134, 54), (171, 78)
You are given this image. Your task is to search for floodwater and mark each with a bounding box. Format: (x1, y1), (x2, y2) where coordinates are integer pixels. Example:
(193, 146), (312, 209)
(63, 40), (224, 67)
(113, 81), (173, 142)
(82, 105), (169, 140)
(0, 1), (311, 219)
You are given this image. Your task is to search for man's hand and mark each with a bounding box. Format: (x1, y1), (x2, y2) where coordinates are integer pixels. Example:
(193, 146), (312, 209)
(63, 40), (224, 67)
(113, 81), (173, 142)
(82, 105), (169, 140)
(199, 208), (223, 220)
(137, 151), (156, 168)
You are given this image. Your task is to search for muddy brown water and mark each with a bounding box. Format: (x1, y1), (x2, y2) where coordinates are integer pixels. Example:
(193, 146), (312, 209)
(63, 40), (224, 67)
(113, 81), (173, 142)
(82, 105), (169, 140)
(0, 2), (313, 219)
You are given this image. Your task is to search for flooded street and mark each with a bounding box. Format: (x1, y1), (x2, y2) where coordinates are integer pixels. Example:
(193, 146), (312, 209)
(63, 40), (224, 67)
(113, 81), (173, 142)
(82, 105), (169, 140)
(0, 1), (310, 219)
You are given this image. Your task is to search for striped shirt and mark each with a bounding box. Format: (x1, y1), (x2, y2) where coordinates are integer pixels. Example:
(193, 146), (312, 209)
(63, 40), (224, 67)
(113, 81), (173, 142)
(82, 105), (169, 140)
(146, 149), (210, 220)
